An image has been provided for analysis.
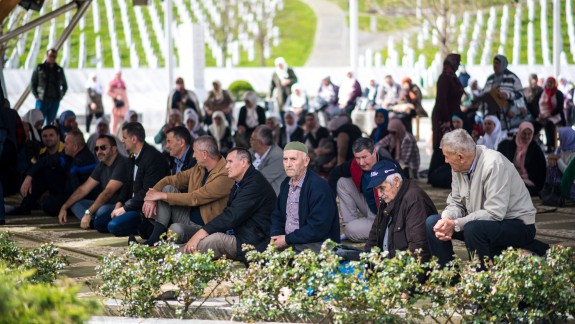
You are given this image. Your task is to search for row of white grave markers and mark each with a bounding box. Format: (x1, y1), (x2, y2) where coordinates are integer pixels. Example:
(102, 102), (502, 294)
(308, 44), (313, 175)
(512, 4), (522, 65)
(5, 9), (31, 69)
(567, 0), (575, 62)
(103, 0), (121, 68)
(134, 6), (159, 67)
(479, 7), (497, 65)
(148, 2), (167, 61)
(24, 5), (45, 69)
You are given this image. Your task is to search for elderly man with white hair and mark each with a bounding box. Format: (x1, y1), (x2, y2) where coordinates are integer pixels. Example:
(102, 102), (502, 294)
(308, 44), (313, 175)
(364, 160), (436, 261)
(270, 141), (340, 252)
(426, 129), (544, 269)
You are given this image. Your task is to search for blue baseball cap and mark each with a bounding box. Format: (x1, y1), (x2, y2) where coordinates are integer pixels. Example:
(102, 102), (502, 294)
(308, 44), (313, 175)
(366, 160), (403, 189)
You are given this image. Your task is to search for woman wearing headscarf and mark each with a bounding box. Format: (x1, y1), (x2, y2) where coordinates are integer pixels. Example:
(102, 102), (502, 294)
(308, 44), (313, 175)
(22, 109), (44, 144)
(87, 117), (128, 157)
(543, 127), (575, 202)
(390, 77), (424, 133)
(269, 57), (298, 114)
(278, 111), (304, 149)
(337, 70), (362, 115)
(313, 76), (340, 122)
(429, 53), (464, 177)
(155, 109), (183, 153)
(287, 83), (308, 123)
(107, 70), (130, 134)
(537, 77), (565, 153)
(370, 108), (389, 143)
(236, 91), (266, 148)
(477, 115), (508, 150)
(57, 110), (78, 139)
(266, 116), (281, 145)
(203, 80), (234, 125)
(85, 73), (104, 133)
(184, 108), (205, 140)
(115, 109), (140, 139)
(479, 55), (525, 129)
(375, 119), (420, 179)
(327, 114), (362, 166)
(498, 121), (546, 196)
(207, 111), (233, 157)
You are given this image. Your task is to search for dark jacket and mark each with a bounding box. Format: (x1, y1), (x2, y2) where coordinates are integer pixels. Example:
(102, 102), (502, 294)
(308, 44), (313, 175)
(237, 106), (266, 132)
(365, 180), (437, 262)
(202, 166), (276, 261)
(278, 126), (305, 149)
(123, 143), (170, 212)
(207, 127), (234, 157)
(31, 62), (67, 101)
(303, 126), (329, 149)
(168, 145), (196, 175)
(270, 170), (340, 245)
(27, 145), (99, 198)
(328, 154), (401, 195)
(497, 138), (547, 195)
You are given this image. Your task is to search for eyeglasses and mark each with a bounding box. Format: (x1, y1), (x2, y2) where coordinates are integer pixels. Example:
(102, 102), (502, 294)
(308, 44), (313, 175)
(94, 145), (108, 152)
(48, 55), (57, 58)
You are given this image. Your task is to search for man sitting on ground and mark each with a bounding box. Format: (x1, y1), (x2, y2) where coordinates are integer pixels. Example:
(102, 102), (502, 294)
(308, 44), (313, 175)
(9, 125), (63, 215)
(182, 148), (277, 261)
(249, 125), (286, 195)
(58, 135), (131, 231)
(19, 129), (98, 216)
(365, 160), (437, 262)
(108, 122), (170, 236)
(426, 129), (541, 268)
(328, 137), (400, 242)
(270, 141), (340, 252)
(164, 126), (196, 175)
(136, 135), (234, 246)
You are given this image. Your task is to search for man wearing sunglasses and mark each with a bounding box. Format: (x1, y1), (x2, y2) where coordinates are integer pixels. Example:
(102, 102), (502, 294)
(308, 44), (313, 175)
(58, 134), (131, 231)
(31, 49), (68, 125)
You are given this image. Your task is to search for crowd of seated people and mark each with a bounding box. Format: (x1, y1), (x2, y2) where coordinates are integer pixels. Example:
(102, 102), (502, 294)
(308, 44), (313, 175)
(2, 56), (574, 274)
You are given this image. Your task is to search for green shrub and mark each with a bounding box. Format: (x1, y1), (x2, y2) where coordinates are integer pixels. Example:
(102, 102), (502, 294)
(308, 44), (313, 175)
(0, 264), (100, 324)
(0, 232), (68, 283)
(228, 80), (255, 100)
(231, 241), (425, 323)
(97, 232), (232, 318)
(421, 246), (575, 323)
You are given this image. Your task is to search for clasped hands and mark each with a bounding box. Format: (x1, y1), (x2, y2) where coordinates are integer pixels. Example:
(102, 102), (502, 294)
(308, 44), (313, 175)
(142, 188), (167, 218)
(433, 218), (455, 241)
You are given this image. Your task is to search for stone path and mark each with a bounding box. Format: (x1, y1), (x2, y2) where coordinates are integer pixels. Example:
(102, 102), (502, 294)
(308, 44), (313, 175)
(304, 0), (418, 67)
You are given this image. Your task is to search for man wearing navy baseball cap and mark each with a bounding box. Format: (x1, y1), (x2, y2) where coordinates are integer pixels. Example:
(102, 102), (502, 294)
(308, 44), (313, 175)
(364, 160), (437, 262)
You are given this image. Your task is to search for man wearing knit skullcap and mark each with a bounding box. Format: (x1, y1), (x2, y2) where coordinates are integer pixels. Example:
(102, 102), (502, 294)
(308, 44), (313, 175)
(269, 141), (340, 252)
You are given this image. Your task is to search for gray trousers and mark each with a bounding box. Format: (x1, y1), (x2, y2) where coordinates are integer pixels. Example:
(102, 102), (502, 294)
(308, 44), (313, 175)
(156, 185), (201, 243)
(337, 177), (376, 242)
(179, 233), (238, 260)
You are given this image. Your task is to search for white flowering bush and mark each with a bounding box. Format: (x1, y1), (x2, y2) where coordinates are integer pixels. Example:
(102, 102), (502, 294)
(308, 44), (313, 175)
(0, 232), (68, 283)
(421, 246), (575, 323)
(97, 232), (232, 318)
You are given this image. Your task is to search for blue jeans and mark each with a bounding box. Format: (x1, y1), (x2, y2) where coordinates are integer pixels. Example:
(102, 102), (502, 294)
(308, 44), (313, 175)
(36, 99), (60, 125)
(107, 211), (141, 236)
(70, 199), (115, 231)
(425, 214), (536, 268)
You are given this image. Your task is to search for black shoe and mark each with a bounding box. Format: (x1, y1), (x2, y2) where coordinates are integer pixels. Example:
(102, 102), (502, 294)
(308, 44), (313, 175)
(128, 235), (140, 245)
(7, 206), (31, 216)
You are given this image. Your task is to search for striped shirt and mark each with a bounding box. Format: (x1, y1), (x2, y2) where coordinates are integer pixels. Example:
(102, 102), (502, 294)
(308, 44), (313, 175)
(285, 171), (307, 234)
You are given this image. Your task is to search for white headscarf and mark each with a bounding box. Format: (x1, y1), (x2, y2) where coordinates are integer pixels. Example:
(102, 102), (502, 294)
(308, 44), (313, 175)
(125, 110), (139, 123)
(243, 92), (260, 129)
(85, 73), (103, 94)
(284, 111), (298, 142)
(22, 109), (44, 142)
(208, 111), (229, 147)
(289, 83), (307, 109)
(274, 57), (289, 79)
(478, 115), (506, 150)
(184, 108), (201, 138)
(95, 117), (110, 135)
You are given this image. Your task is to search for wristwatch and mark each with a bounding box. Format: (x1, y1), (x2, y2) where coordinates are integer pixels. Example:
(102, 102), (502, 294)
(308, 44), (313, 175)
(84, 209), (91, 216)
(454, 219), (461, 232)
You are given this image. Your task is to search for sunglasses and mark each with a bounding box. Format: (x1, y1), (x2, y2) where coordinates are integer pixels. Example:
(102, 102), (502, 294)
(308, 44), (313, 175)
(94, 145), (108, 152)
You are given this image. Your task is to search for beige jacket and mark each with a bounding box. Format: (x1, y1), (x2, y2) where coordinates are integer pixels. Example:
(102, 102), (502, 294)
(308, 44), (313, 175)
(153, 156), (235, 224)
(442, 145), (536, 230)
